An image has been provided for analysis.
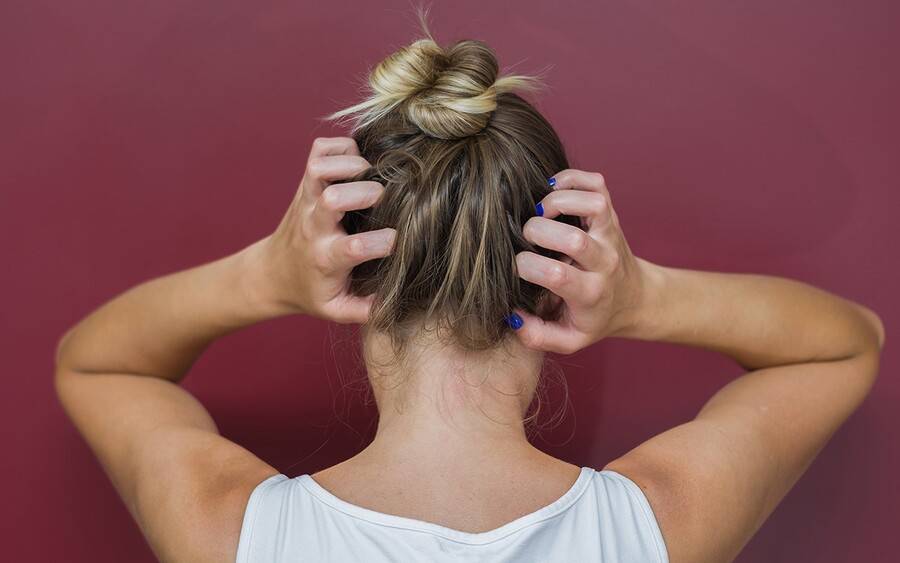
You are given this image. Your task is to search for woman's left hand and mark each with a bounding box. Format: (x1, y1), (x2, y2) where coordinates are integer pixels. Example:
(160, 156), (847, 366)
(249, 137), (396, 324)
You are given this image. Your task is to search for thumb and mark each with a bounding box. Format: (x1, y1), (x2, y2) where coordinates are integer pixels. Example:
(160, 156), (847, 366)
(333, 294), (375, 325)
(508, 307), (582, 355)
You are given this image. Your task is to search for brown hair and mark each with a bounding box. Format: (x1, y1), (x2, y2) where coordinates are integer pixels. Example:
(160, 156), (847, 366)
(325, 16), (580, 367)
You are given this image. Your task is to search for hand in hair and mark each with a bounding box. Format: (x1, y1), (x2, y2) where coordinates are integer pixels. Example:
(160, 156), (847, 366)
(253, 136), (397, 323)
(510, 169), (652, 353)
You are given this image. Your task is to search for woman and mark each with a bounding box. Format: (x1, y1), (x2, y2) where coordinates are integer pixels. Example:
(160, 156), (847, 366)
(55, 26), (884, 563)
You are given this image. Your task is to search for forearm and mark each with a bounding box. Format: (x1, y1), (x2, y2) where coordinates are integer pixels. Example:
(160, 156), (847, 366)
(618, 258), (884, 370)
(55, 239), (289, 381)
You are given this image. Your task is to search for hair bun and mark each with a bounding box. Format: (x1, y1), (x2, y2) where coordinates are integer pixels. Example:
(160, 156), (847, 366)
(327, 28), (542, 140)
(379, 38), (500, 139)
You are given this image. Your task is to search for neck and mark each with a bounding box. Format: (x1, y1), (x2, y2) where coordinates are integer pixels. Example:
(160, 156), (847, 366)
(357, 327), (546, 472)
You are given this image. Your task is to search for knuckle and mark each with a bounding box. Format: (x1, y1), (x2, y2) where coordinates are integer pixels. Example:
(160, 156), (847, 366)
(347, 236), (366, 259)
(312, 247), (332, 270)
(312, 137), (329, 151)
(606, 250), (622, 271)
(591, 172), (606, 186)
(546, 262), (568, 287)
(320, 185), (341, 210)
(583, 280), (603, 304)
(567, 230), (590, 256)
(306, 157), (325, 178)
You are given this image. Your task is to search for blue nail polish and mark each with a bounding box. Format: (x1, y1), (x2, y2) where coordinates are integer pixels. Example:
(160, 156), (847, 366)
(547, 177), (557, 188)
(505, 313), (524, 330)
(535, 202), (544, 216)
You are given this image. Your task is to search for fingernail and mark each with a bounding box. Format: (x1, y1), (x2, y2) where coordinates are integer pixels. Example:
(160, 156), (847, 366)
(505, 312), (524, 330)
(535, 202), (544, 216)
(547, 177), (557, 188)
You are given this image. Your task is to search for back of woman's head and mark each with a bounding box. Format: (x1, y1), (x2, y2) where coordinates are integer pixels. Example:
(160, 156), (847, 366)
(326, 18), (579, 364)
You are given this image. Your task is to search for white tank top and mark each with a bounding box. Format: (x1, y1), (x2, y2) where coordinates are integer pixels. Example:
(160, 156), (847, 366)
(236, 467), (669, 562)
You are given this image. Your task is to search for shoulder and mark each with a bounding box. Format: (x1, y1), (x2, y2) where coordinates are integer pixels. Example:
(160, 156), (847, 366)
(137, 431), (282, 563)
(195, 467), (284, 563)
(603, 420), (756, 563)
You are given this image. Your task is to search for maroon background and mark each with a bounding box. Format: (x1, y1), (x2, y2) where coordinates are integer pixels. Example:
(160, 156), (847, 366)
(2, 1), (897, 561)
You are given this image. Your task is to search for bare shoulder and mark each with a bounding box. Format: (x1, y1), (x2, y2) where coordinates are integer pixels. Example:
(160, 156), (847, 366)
(55, 370), (282, 563)
(191, 442), (280, 563)
(134, 428), (280, 563)
(604, 420), (741, 563)
(604, 351), (881, 563)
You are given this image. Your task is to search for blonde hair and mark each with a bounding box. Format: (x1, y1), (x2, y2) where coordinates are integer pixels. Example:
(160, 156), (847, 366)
(325, 9), (579, 366)
(327, 12), (544, 140)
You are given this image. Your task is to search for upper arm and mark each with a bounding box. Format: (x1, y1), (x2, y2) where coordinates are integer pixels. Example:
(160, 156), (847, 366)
(605, 349), (881, 563)
(54, 369), (279, 563)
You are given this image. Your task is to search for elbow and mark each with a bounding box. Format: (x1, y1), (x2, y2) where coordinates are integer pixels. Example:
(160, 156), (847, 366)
(853, 305), (884, 395)
(54, 328), (74, 373)
(53, 331), (72, 406)
(53, 327), (87, 412)
(858, 305), (885, 352)
(53, 327), (81, 388)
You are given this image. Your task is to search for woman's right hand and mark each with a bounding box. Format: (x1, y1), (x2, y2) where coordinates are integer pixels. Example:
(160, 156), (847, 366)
(251, 137), (396, 324)
(510, 169), (657, 354)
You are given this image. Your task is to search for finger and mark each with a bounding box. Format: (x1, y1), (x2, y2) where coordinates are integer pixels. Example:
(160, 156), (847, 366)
(537, 189), (614, 233)
(509, 308), (588, 354)
(549, 169), (609, 196)
(314, 181), (385, 230)
(331, 294), (374, 325)
(515, 251), (598, 307)
(328, 227), (396, 272)
(302, 154), (372, 203)
(522, 216), (604, 271)
(308, 137), (360, 159)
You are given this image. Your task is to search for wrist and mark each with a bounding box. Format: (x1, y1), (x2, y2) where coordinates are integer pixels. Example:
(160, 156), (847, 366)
(610, 257), (669, 340)
(235, 238), (303, 320)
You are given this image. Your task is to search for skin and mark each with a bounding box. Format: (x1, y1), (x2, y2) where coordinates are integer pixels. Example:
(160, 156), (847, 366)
(55, 137), (885, 563)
